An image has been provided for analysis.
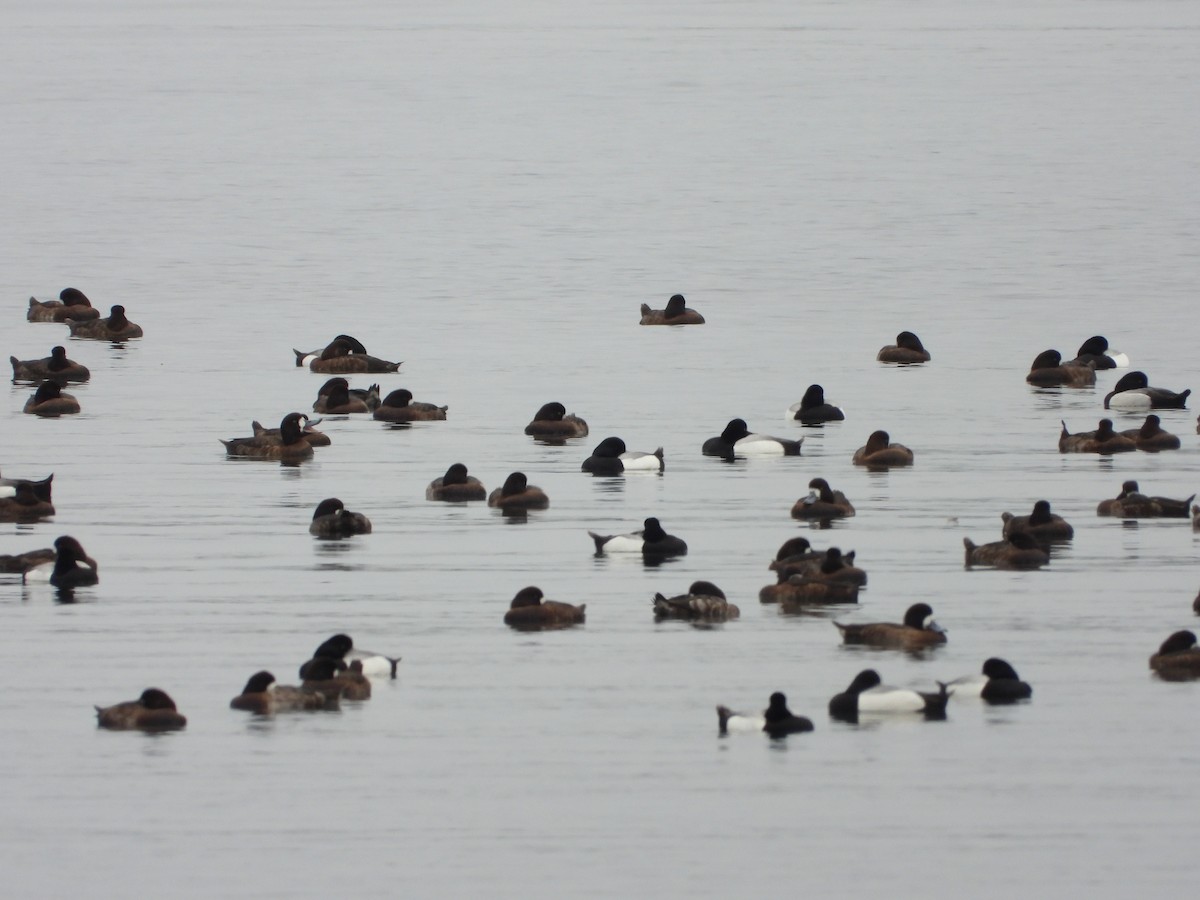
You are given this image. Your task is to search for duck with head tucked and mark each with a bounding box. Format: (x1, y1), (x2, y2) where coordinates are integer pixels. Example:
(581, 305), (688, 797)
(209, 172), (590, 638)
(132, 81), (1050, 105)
(852, 430), (913, 468)
(876, 331), (930, 364)
(1149, 631), (1200, 681)
(21, 536), (97, 590)
(791, 478), (855, 520)
(945, 658), (1032, 704)
(1120, 414), (1180, 452)
(1000, 500), (1074, 542)
(589, 517), (687, 561)
(307, 337), (401, 374)
(1096, 481), (1194, 518)
(0, 469), (53, 503)
(10, 346), (90, 382)
(834, 602), (946, 651)
(426, 463), (487, 501)
(373, 389), (447, 423)
(652, 581), (739, 622)
(702, 418), (802, 460)
(293, 334), (369, 367)
(786, 384), (845, 423)
(96, 688), (187, 731)
(639, 293), (705, 325)
(230, 671), (337, 713)
(716, 692), (813, 737)
(828, 669), (948, 723)
(1068, 335), (1128, 370)
(297, 655), (369, 701)
(1104, 371), (1190, 411)
(1058, 419), (1136, 454)
(581, 437), (664, 475)
(301, 633), (401, 679)
(1025, 349), (1096, 387)
(0, 482), (55, 522)
(27, 288), (100, 323)
(309, 498), (372, 537)
(222, 413), (315, 462)
(23, 380), (80, 417)
(488, 472), (549, 511)
(312, 377), (378, 414)
(250, 417), (331, 447)
(67, 304), (143, 341)
(963, 531), (1049, 569)
(524, 402), (589, 441)
(503, 586), (586, 630)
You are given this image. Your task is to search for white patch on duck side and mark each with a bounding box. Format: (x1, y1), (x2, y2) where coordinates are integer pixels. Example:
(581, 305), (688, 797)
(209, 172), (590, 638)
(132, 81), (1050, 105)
(619, 450), (663, 471)
(1105, 350), (1131, 368)
(734, 434), (792, 455)
(722, 713), (766, 734)
(1107, 391), (1152, 410)
(944, 675), (986, 699)
(21, 561), (54, 583)
(596, 534), (645, 553)
(347, 650), (400, 678)
(856, 685), (930, 713)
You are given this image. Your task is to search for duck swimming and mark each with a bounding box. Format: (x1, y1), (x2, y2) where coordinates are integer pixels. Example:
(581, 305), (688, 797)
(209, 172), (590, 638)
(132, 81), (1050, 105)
(963, 532), (1049, 569)
(1149, 631), (1200, 681)
(309, 498), (372, 537)
(945, 658), (1032, 703)
(791, 478), (855, 520)
(488, 472), (549, 510)
(372, 389), (447, 423)
(1000, 500), (1074, 542)
(1104, 371), (1190, 410)
(0, 482), (55, 522)
(503, 586), (586, 630)
(828, 669), (948, 723)
(851, 430), (913, 468)
(307, 337), (401, 374)
(1120, 414), (1180, 451)
(23, 380), (80, 417)
(95, 688), (186, 731)
(876, 331), (930, 364)
(786, 384), (845, 423)
(581, 437), (664, 475)
(652, 581), (740, 622)
(1068, 335), (1129, 370)
(1096, 481), (1194, 518)
(66, 304), (143, 341)
(716, 692), (813, 737)
(21, 535), (99, 590)
(26, 288), (99, 323)
(0, 547), (54, 574)
(834, 602), (946, 651)
(230, 671), (337, 713)
(426, 463), (487, 501)
(250, 417), (331, 447)
(293, 334), (370, 367)
(702, 418), (802, 460)
(312, 377), (378, 414)
(222, 413), (315, 461)
(589, 517), (687, 560)
(0, 470), (53, 503)
(1058, 419), (1135, 454)
(524, 402), (589, 440)
(639, 293), (705, 325)
(1025, 349), (1096, 387)
(10, 346), (90, 382)
(301, 633), (401, 679)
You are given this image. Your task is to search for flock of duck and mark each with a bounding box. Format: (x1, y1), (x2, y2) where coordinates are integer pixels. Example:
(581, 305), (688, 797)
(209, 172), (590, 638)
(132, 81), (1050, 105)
(5, 290), (1200, 734)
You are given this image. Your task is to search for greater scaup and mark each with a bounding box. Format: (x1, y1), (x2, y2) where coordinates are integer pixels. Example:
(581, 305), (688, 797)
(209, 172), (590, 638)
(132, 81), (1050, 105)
(301, 633), (401, 679)
(639, 294), (705, 325)
(503, 586), (586, 630)
(1025, 349), (1096, 387)
(963, 532), (1049, 569)
(1149, 631), (1200, 681)
(702, 418), (802, 460)
(828, 669), (948, 723)
(309, 498), (372, 537)
(26, 288), (100, 323)
(876, 331), (930, 364)
(95, 688), (186, 731)
(945, 658), (1032, 703)
(487, 472), (549, 510)
(1104, 371), (1190, 410)
(581, 437), (664, 475)
(652, 581), (740, 621)
(229, 671), (337, 713)
(589, 516), (687, 560)
(524, 402), (589, 440)
(851, 430), (913, 468)
(10, 346), (90, 382)
(1068, 335), (1129, 369)
(22, 380), (80, 417)
(312, 377), (378, 414)
(786, 384), (845, 423)
(0, 482), (55, 522)
(1096, 481), (1195, 518)
(1058, 418), (1136, 454)
(307, 338), (401, 374)
(426, 463), (487, 501)
(1000, 500), (1074, 542)
(66, 304), (142, 341)
(716, 692), (813, 737)
(372, 389), (447, 423)
(790, 478), (855, 520)
(222, 413), (315, 461)
(1120, 414), (1181, 452)
(834, 602), (946, 651)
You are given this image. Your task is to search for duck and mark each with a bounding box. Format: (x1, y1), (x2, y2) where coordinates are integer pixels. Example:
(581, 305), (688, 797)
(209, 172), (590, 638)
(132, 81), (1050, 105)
(503, 586), (587, 630)
(828, 669), (949, 723)
(581, 437), (664, 475)
(312, 377), (378, 414)
(589, 517), (687, 560)
(250, 417), (331, 447)
(1025, 349), (1096, 387)
(301, 633), (401, 679)
(22, 535), (99, 589)
(222, 413), (315, 461)
(1000, 500), (1074, 542)
(372, 388), (447, 423)
(426, 463), (487, 501)
(716, 692), (813, 737)
(834, 602), (946, 651)
(639, 293), (705, 325)
(95, 688), (187, 731)
(23, 380), (80, 417)
(851, 430), (914, 468)
(66, 304), (143, 340)
(945, 658), (1033, 703)
(309, 498), (372, 537)
(307, 337), (401, 374)
(652, 581), (740, 621)
(1068, 335), (1129, 369)
(1096, 481), (1194, 518)
(523, 402), (589, 440)
(487, 472), (549, 510)
(0, 482), (55, 522)
(790, 478), (855, 520)
(876, 331), (930, 364)
(1057, 418), (1136, 454)
(765, 544), (862, 588)
(10, 346), (91, 382)
(765, 575), (861, 608)
(768, 537), (821, 575)
(1120, 414), (1180, 452)
(963, 532), (1049, 569)
(786, 384), (845, 423)
(0, 470), (53, 503)
(701, 418), (802, 460)
(229, 671), (337, 713)
(293, 334), (370, 367)
(297, 655), (369, 700)
(26, 288), (100, 323)
(1104, 371), (1190, 410)
(1149, 631), (1200, 681)
(0, 547), (55, 574)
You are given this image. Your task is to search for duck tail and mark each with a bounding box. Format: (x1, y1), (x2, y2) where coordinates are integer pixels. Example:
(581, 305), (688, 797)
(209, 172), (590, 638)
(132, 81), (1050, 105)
(588, 532), (609, 554)
(716, 705), (733, 735)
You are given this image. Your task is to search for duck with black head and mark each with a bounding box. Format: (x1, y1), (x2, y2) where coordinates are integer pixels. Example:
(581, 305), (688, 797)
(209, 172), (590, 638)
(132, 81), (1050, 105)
(10, 346), (90, 382)
(0, 482), (55, 522)
(639, 293), (705, 325)
(652, 581), (739, 622)
(250, 416), (331, 448)
(589, 517), (687, 560)
(67, 304), (143, 341)
(716, 693), (813, 737)
(1149, 631), (1200, 681)
(1000, 500), (1074, 542)
(1104, 371), (1190, 410)
(702, 418), (802, 460)
(791, 478), (855, 520)
(828, 669), (948, 723)
(307, 337), (401, 374)
(0, 469), (53, 503)
(963, 531), (1049, 569)
(503, 586), (586, 630)
(373, 389), (447, 423)
(852, 430), (913, 468)
(834, 603), (947, 651)
(1096, 481), (1195, 518)
(786, 384), (845, 423)
(21, 535), (98, 590)
(293, 334), (369, 367)
(1025, 349), (1096, 387)
(945, 658), (1033, 704)
(524, 402), (589, 440)
(301, 633), (401, 679)
(230, 671), (337, 713)
(27, 288), (100, 323)
(488, 472), (549, 511)
(96, 688), (186, 731)
(1120, 414), (1180, 452)
(1067, 335), (1129, 370)
(426, 463), (487, 501)
(23, 380), (80, 417)
(298, 656), (369, 700)
(309, 498), (372, 537)
(766, 575), (861, 608)
(876, 331), (930, 364)
(767, 537), (821, 577)
(312, 377), (378, 414)
(581, 437), (664, 475)
(1058, 418), (1136, 454)
(222, 413), (315, 462)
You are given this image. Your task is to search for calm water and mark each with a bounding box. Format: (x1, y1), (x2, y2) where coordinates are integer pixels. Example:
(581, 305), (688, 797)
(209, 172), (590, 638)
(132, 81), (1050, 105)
(3, 1), (1199, 896)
